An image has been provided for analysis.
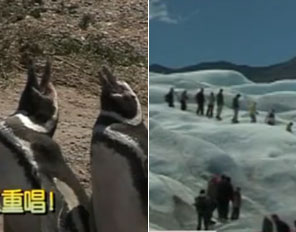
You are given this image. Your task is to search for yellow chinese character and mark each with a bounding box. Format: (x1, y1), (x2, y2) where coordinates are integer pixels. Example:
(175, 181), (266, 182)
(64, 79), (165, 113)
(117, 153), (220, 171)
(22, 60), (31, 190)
(24, 190), (46, 214)
(2, 189), (24, 214)
(49, 191), (55, 212)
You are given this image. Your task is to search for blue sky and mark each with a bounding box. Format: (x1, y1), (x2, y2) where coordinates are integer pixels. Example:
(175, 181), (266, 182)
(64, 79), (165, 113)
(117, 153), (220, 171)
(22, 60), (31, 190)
(149, 0), (296, 68)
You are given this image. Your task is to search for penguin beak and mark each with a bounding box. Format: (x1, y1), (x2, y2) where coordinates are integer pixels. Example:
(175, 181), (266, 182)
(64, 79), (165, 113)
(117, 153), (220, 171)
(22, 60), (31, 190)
(38, 60), (57, 103)
(26, 59), (54, 97)
(39, 59), (52, 94)
(98, 66), (118, 89)
(26, 59), (40, 91)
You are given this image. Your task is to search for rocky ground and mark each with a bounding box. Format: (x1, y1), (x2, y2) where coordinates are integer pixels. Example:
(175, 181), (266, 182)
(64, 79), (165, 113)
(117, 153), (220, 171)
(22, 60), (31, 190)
(0, 0), (147, 200)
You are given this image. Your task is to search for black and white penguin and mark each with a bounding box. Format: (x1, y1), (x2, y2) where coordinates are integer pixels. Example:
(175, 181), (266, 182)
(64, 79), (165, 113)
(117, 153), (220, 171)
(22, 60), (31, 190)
(90, 67), (148, 232)
(0, 60), (89, 232)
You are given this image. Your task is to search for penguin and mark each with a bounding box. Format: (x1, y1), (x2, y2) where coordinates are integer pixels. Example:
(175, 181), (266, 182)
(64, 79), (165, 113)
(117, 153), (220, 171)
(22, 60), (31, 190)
(0, 60), (90, 232)
(90, 67), (148, 232)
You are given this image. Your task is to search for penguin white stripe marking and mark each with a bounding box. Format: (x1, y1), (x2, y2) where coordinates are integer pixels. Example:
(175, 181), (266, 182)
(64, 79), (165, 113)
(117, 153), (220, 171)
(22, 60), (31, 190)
(94, 125), (146, 162)
(49, 85), (59, 121)
(121, 81), (142, 125)
(54, 177), (85, 232)
(0, 122), (39, 172)
(15, 114), (49, 133)
(54, 178), (79, 211)
(17, 138), (39, 171)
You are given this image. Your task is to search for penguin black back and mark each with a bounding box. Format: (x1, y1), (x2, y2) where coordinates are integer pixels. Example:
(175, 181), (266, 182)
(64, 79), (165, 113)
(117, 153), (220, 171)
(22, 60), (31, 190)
(91, 66), (148, 232)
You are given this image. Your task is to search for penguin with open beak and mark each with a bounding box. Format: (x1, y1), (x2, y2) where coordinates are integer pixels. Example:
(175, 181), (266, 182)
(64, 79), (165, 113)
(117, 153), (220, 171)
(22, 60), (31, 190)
(0, 60), (90, 232)
(90, 67), (148, 232)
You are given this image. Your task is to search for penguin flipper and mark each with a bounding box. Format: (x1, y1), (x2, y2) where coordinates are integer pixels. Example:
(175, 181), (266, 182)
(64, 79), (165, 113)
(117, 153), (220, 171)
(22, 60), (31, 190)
(31, 138), (90, 232)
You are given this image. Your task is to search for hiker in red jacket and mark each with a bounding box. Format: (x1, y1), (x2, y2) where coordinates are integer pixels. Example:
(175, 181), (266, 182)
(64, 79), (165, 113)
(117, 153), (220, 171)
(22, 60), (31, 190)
(207, 175), (221, 224)
(217, 175), (234, 220)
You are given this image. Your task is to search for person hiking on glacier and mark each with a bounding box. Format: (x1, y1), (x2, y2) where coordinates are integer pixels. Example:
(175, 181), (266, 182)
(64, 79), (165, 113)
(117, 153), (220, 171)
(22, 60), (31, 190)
(207, 175), (220, 224)
(206, 92), (215, 118)
(207, 175), (220, 202)
(165, 87), (175, 107)
(194, 189), (212, 230)
(216, 89), (224, 120)
(231, 187), (241, 220)
(286, 122), (293, 133)
(180, 90), (188, 111)
(232, 94), (241, 123)
(249, 102), (258, 123)
(265, 109), (276, 125)
(217, 175), (234, 220)
(196, 88), (205, 116)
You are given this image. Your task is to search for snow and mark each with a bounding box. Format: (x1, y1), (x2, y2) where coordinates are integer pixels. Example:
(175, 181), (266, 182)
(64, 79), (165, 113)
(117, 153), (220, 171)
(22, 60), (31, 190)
(233, 80), (296, 95)
(149, 70), (296, 231)
(150, 70), (252, 88)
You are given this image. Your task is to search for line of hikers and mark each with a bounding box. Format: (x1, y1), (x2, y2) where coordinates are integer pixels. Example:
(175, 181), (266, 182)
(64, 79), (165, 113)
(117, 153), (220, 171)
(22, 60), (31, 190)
(165, 87), (224, 120)
(262, 215), (296, 232)
(193, 174), (241, 230)
(165, 87), (294, 131)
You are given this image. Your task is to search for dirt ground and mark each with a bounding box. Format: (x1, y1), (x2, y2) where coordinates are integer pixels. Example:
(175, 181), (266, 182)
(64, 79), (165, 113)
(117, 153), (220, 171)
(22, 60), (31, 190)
(0, 0), (147, 228)
(0, 0), (148, 188)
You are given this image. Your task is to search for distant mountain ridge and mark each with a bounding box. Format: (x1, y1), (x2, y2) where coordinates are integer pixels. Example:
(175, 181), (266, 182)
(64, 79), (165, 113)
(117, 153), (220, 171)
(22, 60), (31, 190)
(150, 57), (296, 83)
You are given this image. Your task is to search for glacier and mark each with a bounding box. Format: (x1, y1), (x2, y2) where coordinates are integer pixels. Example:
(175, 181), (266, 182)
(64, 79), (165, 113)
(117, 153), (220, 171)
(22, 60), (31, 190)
(149, 70), (296, 231)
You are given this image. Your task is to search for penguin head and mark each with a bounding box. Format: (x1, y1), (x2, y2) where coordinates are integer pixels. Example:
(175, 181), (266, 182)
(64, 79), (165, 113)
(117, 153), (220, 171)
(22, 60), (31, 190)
(98, 66), (142, 125)
(17, 59), (59, 136)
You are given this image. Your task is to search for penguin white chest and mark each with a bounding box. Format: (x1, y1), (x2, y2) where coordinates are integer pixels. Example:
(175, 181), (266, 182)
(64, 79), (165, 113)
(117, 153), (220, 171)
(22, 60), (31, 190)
(91, 142), (147, 232)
